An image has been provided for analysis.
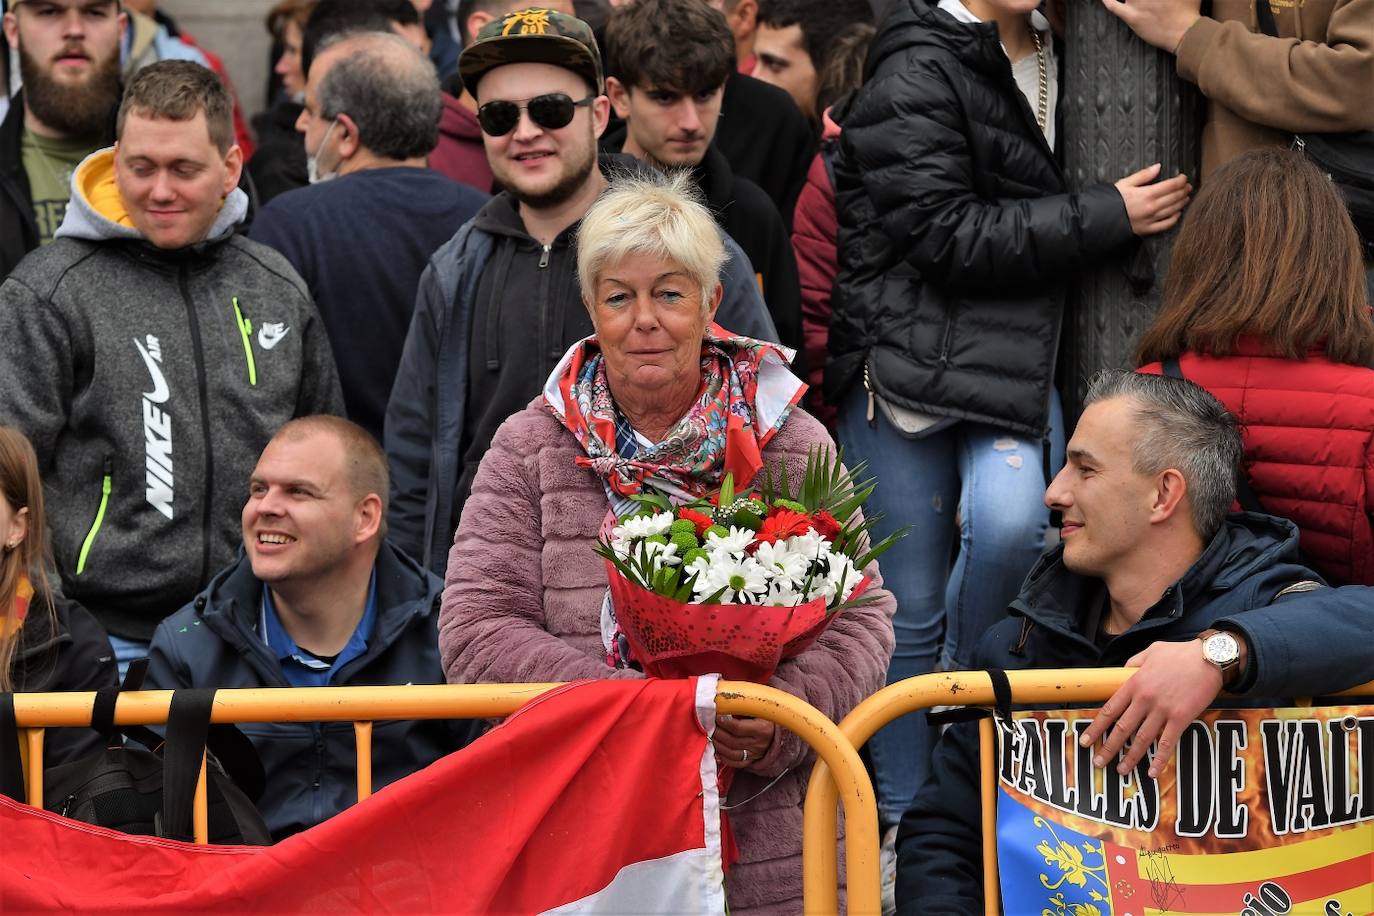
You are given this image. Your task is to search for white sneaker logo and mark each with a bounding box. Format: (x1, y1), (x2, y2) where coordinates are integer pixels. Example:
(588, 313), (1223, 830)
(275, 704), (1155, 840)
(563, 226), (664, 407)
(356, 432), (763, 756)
(258, 322), (290, 350)
(136, 335), (175, 520)
(134, 337), (170, 404)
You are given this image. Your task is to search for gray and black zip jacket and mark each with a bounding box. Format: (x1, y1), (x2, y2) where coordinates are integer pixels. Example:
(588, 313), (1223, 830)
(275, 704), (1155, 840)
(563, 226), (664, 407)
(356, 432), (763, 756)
(0, 148), (345, 641)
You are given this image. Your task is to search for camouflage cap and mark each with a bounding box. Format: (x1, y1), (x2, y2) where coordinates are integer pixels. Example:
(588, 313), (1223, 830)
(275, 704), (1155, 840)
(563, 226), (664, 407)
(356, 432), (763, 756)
(459, 8), (604, 99)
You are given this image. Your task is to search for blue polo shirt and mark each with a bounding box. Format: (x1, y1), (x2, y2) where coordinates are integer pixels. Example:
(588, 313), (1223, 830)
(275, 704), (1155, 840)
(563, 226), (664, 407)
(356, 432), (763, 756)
(260, 572), (378, 687)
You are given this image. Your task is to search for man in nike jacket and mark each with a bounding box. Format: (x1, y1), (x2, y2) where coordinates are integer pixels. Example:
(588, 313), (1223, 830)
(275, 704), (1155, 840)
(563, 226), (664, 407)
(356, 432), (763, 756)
(0, 61), (343, 671)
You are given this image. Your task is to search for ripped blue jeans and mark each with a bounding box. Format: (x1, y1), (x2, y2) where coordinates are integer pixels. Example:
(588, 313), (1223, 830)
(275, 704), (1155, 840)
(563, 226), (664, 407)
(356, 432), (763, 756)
(837, 386), (1064, 825)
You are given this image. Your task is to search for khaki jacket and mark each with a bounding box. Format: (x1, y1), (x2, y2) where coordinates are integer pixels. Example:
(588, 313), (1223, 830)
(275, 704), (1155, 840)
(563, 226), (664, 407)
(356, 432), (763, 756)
(1176, 0), (1374, 175)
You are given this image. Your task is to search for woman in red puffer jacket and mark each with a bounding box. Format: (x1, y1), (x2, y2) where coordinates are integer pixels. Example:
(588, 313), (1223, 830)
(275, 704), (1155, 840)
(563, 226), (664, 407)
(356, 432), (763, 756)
(1138, 148), (1374, 585)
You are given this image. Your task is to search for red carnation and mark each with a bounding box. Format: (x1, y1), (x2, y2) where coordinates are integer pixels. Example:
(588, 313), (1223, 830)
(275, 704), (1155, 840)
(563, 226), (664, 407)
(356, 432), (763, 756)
(810, 510), (842, 541)
(756, 508), (813, 547)
(679, 507), (715, 536)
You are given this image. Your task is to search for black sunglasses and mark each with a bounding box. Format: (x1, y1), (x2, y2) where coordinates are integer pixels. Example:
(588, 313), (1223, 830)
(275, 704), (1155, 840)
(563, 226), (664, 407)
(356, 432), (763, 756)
(477, 93), (596, 137)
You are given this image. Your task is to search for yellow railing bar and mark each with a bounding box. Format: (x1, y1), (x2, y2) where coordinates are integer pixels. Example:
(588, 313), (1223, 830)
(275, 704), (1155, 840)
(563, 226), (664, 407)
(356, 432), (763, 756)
(10, 681), (878, 911)
(25, 728), (43, 808)
(194, 753), (208, 844)
(978, 717), (996, 915)
(803, 669), (1374, 914)
(716, 683), (880, 915)
(355, 721), (373, 803)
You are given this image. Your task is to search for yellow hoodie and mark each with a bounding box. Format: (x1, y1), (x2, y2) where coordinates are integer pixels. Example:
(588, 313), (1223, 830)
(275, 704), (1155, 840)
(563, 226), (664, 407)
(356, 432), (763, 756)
(73, 149), (136, 229)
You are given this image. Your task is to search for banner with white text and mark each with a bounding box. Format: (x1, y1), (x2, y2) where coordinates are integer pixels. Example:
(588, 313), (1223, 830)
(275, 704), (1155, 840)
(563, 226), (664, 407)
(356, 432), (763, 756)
(996, 707), (1373, 916)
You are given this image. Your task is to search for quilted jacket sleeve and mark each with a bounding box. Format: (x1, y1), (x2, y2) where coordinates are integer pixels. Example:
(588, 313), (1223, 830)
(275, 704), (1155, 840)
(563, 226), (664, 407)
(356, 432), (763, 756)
(841, 60), (1135, 295)
(791, 152), (839, 420)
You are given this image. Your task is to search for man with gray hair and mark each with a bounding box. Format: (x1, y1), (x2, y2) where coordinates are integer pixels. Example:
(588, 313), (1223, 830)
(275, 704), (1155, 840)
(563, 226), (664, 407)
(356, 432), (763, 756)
(250, 29), (487, 442)
(894, 370), (1374, 912)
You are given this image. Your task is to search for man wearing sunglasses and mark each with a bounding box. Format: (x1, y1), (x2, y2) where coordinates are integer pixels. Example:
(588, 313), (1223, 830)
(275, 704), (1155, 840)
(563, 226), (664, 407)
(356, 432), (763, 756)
(384, 7), (780, 576)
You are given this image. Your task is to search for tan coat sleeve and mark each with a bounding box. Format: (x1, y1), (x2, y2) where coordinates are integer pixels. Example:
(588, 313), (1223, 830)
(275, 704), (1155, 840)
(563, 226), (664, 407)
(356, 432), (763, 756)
(1176, 0), (1374, 134)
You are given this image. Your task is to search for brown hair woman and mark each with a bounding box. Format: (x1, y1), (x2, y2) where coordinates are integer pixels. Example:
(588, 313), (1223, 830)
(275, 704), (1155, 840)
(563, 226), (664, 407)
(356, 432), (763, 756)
(0, 427), (117, 765)
(1138, 148), (1374, 585)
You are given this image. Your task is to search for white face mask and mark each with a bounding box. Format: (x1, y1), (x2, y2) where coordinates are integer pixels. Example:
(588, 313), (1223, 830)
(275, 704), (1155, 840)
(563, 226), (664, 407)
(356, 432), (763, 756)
(306, 119), (340, 185)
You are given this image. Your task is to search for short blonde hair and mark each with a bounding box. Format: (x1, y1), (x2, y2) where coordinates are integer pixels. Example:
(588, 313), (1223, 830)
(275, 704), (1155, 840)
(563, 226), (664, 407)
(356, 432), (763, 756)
(577, 171), (727, 311)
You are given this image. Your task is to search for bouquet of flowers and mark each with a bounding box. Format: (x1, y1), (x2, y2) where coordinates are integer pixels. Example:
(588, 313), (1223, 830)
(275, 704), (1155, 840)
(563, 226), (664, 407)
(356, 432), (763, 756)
(595, 447), (900, 681)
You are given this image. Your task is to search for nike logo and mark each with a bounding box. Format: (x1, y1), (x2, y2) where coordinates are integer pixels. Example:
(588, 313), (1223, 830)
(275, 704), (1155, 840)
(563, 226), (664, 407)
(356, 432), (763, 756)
(258, 322), (290, 350)
(134, 337), (169, 403)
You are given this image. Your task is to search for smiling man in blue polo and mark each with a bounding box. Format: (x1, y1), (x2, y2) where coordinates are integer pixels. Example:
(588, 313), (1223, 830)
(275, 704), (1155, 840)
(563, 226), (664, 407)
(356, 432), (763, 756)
(145, 416), (474, 840)
(0, 60), (342, 676)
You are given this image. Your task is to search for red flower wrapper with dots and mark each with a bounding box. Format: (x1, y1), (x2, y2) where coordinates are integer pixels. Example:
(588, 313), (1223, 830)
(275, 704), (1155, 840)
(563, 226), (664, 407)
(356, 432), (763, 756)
(604, 561), (870, 682)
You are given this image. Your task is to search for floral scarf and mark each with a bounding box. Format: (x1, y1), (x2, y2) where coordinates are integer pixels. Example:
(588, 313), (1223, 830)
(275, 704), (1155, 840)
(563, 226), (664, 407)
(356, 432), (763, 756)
(544, 325), (806, 499)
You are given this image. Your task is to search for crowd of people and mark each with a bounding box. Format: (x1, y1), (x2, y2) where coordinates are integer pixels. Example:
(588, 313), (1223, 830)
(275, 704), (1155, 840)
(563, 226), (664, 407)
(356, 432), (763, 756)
(0, 0), (1372, 911)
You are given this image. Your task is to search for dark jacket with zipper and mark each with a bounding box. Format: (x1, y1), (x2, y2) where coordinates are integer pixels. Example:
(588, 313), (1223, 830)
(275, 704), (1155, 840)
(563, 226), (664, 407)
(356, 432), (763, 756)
(385, 153), (781, 575)
(0, 148), (344, 641)
(826, 0), (1135, 436)
(144, 541), (476, 840)
(600, 127), (804, 355)
(0, 90), (115, 280)
(11, 593), (118, 768)
(895, 513), (1374, 913)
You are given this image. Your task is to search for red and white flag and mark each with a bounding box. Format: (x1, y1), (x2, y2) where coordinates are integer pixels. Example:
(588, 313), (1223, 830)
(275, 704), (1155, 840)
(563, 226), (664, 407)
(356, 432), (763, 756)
(0, 677), (726, 913)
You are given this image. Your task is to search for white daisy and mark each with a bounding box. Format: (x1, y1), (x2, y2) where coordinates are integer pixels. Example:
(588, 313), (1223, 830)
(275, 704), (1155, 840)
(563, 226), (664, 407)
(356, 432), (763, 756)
(786, 529), (828, 563)
(819, 553), (860, 601)
(693, 555), (769, 603)
(753, 540), (810, 589)
(703, 525), (756, 558)
(612, 510), (675, 543)
(763, 581), (805, 607)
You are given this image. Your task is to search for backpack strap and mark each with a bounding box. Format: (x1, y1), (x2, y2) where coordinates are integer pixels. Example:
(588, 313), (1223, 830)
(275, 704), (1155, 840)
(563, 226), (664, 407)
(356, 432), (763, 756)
(0, 693), (25, 803)
(157, 688), (217, 842)
(92, 658), (166, 753)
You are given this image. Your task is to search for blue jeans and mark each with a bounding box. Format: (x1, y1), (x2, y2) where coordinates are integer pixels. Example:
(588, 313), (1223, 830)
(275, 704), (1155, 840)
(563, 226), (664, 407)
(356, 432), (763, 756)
(838, 386), (1064, 825)
(108, 634), (152, 684)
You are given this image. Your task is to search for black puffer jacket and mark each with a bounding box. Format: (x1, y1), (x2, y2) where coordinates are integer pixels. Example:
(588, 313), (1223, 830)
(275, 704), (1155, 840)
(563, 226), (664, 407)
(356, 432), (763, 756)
(826, 0), (1135, 436)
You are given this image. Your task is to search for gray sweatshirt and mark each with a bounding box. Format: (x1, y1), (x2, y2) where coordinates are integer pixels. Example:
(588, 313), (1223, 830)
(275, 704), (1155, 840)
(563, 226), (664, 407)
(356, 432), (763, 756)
(0, 148), (345, 639)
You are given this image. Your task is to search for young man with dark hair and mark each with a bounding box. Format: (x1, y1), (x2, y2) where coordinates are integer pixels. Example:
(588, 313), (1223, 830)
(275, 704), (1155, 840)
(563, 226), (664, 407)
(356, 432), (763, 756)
(385, 7), (779, 575)
(602, 0), (802, 354)
(0, 0), (126, 277)
(754, 0), (872, 121)
(146, 416), (474, 840)
(0, 60), (344, 676)
(897, 372), (1374, 912)
(250, 31), (487, 442)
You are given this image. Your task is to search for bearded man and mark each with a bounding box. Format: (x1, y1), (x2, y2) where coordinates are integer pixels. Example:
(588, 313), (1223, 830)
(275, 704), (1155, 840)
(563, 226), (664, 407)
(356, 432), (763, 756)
(1, 0), (126, 277)
(383, 7), (781, 575)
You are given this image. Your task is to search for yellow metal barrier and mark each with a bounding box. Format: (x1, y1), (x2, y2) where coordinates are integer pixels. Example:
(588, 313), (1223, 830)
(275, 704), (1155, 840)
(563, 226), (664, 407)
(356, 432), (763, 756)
(9, 680), (879, 913)
(802, 669), (1374, 914)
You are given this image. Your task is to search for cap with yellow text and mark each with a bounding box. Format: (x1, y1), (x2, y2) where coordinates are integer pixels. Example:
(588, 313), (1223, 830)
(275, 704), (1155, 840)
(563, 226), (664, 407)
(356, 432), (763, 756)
(458, 8), (604, 98)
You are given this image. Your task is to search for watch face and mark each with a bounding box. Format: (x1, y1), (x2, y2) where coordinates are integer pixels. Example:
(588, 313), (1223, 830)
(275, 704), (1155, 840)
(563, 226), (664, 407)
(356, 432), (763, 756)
(1203, 632), (1239, 666)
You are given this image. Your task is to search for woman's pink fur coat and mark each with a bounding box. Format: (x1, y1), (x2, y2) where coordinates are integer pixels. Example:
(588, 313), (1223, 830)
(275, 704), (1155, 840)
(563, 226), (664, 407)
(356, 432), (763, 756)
(440, 397), (896, 914)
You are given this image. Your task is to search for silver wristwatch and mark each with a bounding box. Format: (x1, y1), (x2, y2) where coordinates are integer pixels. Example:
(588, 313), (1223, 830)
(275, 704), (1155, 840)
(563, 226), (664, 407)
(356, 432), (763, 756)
(1198, 629), (1241, 683)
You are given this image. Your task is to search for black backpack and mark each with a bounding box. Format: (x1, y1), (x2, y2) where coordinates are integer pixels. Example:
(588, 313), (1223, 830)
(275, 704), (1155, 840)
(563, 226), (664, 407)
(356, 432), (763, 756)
(0, 660), (272, 845)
